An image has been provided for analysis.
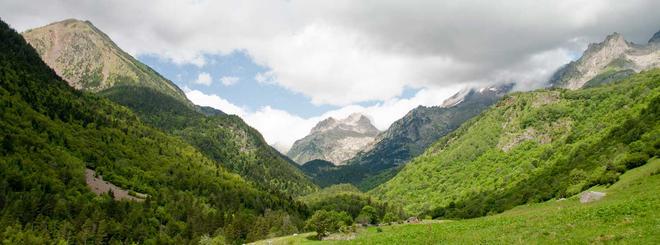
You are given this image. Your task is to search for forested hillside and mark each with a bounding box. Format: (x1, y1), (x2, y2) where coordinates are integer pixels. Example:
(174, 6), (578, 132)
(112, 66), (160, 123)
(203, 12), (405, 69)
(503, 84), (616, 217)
(373, 70), (660, 216)
(0, 20), (307, 244)
(22, 19), (317, 197)
(100, 86), (317, 196)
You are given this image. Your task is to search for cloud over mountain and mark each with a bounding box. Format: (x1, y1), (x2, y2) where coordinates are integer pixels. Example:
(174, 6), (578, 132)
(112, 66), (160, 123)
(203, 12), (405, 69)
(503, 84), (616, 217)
(4, 0), (659, 106)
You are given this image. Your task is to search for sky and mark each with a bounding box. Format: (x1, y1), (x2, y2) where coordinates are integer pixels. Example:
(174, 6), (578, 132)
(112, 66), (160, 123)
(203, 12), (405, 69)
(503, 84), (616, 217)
(1, 0), (659, 152)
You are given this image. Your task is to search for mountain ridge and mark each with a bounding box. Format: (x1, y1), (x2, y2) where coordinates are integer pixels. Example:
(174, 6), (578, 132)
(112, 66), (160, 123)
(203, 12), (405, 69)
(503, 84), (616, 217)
(372, 69), (660, 215)
(549, 30), (660, 89)
(300, 84), (511, 190)
(22, 19), (317, 196)
(287, 113), (380, 165)
(0, 19), (308, 243)
(22, 19), (190, 104)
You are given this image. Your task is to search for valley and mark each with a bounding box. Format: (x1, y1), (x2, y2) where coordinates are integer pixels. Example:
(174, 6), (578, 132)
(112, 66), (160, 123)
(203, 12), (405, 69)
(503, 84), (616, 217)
(254, 158), (660, 244)
(1, 2), (659, 244)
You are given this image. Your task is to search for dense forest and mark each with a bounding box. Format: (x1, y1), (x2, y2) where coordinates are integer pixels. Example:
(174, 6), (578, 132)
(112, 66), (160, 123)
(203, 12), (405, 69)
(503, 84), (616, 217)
(373, 70), (660, 217)
(100, 86), (317, 197)
(0, 20), (309, 244)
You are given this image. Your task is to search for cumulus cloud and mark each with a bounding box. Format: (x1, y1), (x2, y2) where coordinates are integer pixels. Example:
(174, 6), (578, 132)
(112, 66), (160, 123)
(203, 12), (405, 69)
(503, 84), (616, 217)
(220, 76), (239, 86)
(3, 0), (659, 106)
(185, 89), (246, 116)
(185, 86), (462, 152)
(4, 0), (660, 150)
(192, 72), (212, 86)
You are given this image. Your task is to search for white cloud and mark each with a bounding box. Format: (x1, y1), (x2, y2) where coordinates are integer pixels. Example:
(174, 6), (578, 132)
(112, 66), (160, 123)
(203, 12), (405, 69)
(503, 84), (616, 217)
(185, 86), (462, 152)
(220, 76), (239, 86)
(192, 72), (212, 86)
(4, 0), (659, 106)
(5, 0), (660, 151)
(185, 89), (246, 116)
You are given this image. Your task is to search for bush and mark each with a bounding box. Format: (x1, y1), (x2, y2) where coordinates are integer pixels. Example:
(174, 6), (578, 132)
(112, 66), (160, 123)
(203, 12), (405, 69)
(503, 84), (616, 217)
(305, 210), (352, 240)
(621, 152), (649, 169)
(355, 205), (378, 225)
(382, 212), (400, 224)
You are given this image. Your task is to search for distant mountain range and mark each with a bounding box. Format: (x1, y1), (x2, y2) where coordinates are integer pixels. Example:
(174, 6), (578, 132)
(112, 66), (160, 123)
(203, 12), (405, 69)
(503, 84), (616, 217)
(550, 31), (660, 89)
(371, 30), (660, 216)
(287, 113), (380, 165)
(300, 84), (512, 190)
(22, 19), (317, 196)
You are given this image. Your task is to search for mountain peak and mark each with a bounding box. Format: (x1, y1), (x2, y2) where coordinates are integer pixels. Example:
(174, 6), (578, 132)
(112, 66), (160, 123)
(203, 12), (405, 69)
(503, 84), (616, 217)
(21, 19), (190, 104)
(584, 32), (629, 55)
(649, 30), (660, 44)
(549, 29), (659, 89)
(289, 113), (380, 165)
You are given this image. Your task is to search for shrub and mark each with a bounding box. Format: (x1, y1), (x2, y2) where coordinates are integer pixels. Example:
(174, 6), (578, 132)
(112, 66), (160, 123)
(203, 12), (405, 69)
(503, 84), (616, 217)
(305, 210), (352, 240)
(356, 205), (378, 225)
(382, 212), (400, 224)
(621, 152), (649, 169)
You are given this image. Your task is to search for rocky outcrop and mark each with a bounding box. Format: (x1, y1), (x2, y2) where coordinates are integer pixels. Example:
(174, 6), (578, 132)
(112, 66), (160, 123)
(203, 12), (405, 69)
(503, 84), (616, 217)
(580, 191), (606, 203)
(550, 31), (660, 89)
(288, 113), (380, 165)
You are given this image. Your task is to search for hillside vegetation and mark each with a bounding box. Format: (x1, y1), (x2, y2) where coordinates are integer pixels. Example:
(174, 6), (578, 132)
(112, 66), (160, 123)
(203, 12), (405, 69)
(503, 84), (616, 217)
(0, 20), (306, 244)
(101, 86), (317, 196)
(255, 158), (660, 244)
(21, 19), (317, 197)
(298, 184), (404, 221)
(372, 70), (660, 216)
(301, 86), (509, 191)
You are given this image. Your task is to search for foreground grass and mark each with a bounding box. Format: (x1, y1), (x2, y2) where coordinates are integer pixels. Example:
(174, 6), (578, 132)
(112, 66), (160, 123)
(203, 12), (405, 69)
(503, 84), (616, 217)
(252, 159), (660, 244)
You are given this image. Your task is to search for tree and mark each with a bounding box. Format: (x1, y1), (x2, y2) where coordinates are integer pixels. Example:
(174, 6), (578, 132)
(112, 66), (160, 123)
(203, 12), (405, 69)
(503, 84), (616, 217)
(356, 205), (378, 225)
(382, 212), (399, 224)
(305, 210), (351, 240)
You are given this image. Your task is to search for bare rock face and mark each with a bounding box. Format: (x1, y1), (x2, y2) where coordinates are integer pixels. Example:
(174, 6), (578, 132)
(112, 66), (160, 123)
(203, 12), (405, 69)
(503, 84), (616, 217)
(550, 31), (660, 89)
(287, 113), (379, 165)
(580, 191), (606, 203)
(21, 19), (189, 104)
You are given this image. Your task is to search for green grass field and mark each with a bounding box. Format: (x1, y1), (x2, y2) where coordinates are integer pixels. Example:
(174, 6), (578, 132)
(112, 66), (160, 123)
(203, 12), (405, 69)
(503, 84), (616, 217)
(252, 159), (660, 244)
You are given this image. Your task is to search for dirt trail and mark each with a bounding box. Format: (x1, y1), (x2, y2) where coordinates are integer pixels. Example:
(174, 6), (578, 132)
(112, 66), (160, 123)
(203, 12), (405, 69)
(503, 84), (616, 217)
(85, 168), (147, 202)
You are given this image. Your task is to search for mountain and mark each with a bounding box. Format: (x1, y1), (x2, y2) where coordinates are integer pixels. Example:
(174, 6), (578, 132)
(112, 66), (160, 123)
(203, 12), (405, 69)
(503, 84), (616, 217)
(22, 19), (317, 196)
(372, 69), (660, 216)
(300, 85), (511, 190)
(0, 19), (307, 243)
(21, 19), (189, 104)
(549, 31), (660, 89)
(649, 30), (660, 44)
(287, 113), (380, 165)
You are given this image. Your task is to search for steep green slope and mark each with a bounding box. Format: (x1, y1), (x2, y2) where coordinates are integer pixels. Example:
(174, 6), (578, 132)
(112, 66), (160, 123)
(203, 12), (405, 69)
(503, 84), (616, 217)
(100, 86), (317, 196)
(23, 19), (317, 197)
(257, 158), (660, 244)
(302, 86), (509, 190)
(0, 20), (306, 243)
(372, 70), (660, 216)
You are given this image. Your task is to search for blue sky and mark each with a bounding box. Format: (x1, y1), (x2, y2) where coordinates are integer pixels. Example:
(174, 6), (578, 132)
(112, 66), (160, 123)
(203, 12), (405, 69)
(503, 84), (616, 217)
(139, 52), (339, 118)
(139, 52), (422, 118)
(5, 0), (658, 151)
